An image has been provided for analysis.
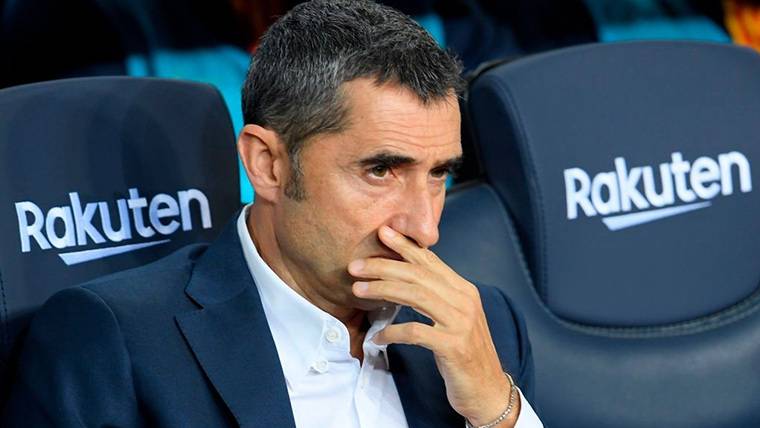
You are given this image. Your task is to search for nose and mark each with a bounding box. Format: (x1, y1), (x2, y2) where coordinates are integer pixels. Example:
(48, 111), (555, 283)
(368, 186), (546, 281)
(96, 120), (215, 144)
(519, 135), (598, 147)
(388, 182), (441, 249)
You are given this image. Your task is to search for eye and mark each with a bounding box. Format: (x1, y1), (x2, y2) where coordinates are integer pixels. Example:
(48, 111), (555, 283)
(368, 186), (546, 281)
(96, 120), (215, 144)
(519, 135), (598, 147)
(430, 167), (451, 180)
(369, 165), (390, 178)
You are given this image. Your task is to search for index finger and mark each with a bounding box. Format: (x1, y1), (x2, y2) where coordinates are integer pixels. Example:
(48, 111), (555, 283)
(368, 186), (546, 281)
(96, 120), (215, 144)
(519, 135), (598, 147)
(378, 225), (432, 265)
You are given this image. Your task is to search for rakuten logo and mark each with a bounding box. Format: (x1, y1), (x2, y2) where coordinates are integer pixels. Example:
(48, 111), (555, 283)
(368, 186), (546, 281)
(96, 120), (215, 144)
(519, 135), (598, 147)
(564, 151), (752, 231)
(15, 188), (212, 265)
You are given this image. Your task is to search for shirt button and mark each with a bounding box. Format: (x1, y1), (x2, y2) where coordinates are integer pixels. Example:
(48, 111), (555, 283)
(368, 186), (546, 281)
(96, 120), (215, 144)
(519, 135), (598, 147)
(313, 359), (329, 373)
(325, 328), (341, 343)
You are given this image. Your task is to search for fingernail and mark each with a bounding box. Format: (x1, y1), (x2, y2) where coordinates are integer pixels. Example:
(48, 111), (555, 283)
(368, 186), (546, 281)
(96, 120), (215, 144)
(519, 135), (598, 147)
(354, 281), (368, 294)
(381, 226), (396, 238)
(348, 260), (364, 273)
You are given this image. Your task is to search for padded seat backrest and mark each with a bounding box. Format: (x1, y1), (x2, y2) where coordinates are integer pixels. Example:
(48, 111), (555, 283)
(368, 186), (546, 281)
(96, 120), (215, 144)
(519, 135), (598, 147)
(0, 77), (239, 398)
(468, 41), (760, 327)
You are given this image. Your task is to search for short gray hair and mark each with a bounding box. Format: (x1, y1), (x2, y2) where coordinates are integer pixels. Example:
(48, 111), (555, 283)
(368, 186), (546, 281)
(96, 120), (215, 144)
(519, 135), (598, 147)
(242, 0), (463, 199)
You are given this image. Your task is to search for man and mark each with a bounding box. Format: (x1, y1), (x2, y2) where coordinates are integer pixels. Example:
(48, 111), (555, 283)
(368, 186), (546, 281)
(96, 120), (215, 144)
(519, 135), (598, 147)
(2, 1), (542, 427)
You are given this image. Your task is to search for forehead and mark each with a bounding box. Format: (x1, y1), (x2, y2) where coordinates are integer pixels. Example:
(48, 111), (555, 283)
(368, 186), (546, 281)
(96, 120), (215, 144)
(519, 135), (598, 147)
(336, 79), (462, 161)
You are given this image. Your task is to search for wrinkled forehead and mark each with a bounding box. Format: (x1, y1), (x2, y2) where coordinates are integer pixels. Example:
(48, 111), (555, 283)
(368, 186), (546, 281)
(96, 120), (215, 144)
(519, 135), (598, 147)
(338, 79), (462, 161)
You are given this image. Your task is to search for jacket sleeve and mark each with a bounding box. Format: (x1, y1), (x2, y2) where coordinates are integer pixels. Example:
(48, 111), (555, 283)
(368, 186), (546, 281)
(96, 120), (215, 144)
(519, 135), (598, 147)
(479, 285), (536, 404)
(2, 286), (140, 427)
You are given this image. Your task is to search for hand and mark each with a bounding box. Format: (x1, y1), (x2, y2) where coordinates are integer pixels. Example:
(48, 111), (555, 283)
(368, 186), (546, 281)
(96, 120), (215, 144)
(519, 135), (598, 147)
(348, 225), (519, 427)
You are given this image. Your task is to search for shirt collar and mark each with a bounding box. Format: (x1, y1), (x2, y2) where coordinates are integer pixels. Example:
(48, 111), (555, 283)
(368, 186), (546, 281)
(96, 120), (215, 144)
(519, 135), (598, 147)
(236, 205), (400, 383)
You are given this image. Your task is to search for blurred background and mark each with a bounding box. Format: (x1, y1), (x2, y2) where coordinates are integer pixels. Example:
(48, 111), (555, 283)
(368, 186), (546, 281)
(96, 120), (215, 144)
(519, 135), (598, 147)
(2, 0), (759, 202)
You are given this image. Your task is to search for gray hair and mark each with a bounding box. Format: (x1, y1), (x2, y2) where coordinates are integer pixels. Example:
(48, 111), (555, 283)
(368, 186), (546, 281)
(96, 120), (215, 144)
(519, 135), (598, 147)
(242, 0), (464, 200)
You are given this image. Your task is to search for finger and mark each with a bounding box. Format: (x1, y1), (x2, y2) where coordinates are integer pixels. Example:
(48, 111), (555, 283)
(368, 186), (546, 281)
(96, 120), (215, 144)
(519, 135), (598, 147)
(353, 280), (454, 324)
(371, 322), (443, 348)
(348, 257), (430, 283)
(378, 226), (468, 287)
(377, 226), (436, 266)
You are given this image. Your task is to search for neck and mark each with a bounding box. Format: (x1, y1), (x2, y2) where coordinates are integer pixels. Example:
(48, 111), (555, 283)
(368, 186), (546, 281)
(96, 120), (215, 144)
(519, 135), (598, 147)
(247, 204), (369, 358)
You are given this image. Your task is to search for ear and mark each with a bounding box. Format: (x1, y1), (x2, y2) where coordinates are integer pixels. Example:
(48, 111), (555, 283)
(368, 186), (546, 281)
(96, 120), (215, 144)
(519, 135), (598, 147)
(238, 124), (287, 203)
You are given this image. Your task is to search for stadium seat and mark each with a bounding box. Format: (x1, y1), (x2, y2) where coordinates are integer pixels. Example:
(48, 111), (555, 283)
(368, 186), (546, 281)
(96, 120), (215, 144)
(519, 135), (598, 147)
(434, 41), (760, 427)
(0, 77), (240, 405)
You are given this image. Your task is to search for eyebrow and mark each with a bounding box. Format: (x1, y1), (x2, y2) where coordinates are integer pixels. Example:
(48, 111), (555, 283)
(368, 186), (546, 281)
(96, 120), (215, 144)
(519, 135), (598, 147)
(357, 151), (464, 172)
(435, 156), (464, 173)
(357, 152), (417, 169)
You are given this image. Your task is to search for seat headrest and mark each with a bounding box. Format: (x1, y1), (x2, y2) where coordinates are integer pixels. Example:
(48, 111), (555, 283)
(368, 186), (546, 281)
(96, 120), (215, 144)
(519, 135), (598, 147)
(0, 77), (240, 361)
(468, 41), (760, 326)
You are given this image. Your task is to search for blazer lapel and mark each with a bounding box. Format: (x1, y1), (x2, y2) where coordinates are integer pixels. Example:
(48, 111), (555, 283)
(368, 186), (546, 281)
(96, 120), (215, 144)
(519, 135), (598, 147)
(389, 307), (464, 428)
(175, 217), (295, 428)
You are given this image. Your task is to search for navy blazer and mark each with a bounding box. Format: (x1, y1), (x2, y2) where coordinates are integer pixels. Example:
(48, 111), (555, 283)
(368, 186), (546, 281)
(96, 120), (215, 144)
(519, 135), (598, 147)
(2, 217), (534, 427)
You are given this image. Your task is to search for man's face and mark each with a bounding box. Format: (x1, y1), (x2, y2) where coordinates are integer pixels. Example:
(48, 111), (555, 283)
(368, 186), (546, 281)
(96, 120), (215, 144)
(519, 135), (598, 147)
(272, 78), (462, 311)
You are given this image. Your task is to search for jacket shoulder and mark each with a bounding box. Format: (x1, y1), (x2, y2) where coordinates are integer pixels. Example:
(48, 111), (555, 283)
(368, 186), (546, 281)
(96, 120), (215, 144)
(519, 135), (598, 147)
(80, 243), (208, 304)
(3, 277), (141, 425)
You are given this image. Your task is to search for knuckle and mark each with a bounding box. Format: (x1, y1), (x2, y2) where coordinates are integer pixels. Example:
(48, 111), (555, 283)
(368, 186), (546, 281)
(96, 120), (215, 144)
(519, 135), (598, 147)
(422, 249), (439, 264)
(454, 291), (479, 316)
(409, 323), (424, 341)
(461, 288), (481, 311)
(465, 283), (481, 300)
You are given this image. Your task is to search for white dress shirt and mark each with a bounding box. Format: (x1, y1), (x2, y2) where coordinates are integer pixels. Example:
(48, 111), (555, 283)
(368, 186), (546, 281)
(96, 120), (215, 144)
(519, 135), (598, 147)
(237, 206), (543, 428)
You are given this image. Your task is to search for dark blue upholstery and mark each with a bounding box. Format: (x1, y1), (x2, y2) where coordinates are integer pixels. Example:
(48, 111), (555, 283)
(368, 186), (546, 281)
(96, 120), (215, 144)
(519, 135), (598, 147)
(435, 42), (760, 428)
(0, 77), (240, 404)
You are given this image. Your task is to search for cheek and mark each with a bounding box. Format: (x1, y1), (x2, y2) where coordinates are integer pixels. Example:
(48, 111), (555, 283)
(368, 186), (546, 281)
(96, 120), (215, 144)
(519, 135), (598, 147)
(312, 175), (398, 249)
